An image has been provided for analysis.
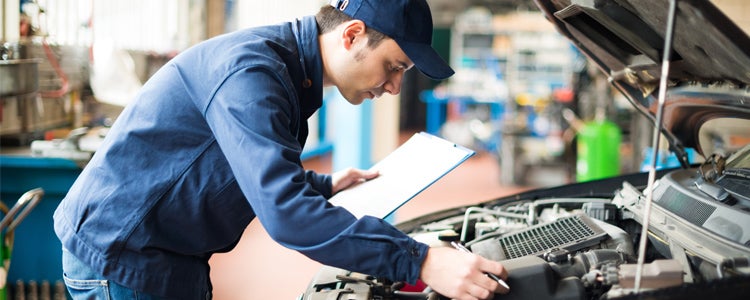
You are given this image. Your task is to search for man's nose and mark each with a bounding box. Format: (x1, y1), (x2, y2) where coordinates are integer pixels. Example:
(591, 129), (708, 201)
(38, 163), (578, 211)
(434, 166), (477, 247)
(384, 72), (404, 95)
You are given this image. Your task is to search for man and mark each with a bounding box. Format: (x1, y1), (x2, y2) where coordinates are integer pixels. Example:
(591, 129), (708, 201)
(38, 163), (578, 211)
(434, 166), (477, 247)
(54, 0), (509, 299)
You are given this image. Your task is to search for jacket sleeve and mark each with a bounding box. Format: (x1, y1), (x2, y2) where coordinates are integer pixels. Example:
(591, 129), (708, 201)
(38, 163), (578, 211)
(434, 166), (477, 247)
(304, 170), (332, 199)
(202, 67), (428, 284)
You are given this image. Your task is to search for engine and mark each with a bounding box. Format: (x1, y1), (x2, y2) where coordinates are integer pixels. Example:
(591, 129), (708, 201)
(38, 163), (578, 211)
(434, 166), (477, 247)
(301, 166), (750, 300)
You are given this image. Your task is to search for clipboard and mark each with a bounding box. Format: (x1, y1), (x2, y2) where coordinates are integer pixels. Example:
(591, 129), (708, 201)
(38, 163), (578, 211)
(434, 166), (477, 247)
(328, 132), (475, 219)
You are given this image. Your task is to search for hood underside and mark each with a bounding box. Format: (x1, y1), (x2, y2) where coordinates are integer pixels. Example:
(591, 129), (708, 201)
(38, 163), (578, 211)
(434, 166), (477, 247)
(532, 0), (750, 155)
(534, 0), (750, 88)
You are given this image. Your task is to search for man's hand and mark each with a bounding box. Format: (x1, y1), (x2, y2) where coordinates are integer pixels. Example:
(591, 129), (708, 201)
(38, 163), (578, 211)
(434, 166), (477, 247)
(420, 247), (509, 300)
(331, 167), (379, 195)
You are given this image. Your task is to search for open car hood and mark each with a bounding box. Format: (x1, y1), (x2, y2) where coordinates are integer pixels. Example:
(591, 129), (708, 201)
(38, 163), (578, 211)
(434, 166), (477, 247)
(533, 0), (750, 157)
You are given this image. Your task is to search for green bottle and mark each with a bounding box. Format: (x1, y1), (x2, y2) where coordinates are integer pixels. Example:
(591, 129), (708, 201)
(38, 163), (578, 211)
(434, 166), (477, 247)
(576, 118), (622, 182)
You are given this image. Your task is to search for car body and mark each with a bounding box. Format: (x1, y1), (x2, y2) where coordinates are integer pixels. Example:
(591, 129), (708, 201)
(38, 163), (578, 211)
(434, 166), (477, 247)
(300, 0), (750, 299)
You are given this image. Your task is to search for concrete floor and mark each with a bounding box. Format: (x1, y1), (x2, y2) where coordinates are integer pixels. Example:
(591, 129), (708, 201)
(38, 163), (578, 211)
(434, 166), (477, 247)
(207, 133), (542, 300)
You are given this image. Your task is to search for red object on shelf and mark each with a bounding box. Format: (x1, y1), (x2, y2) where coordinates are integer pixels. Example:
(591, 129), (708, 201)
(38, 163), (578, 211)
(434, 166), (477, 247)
(553, 87), (574, 103)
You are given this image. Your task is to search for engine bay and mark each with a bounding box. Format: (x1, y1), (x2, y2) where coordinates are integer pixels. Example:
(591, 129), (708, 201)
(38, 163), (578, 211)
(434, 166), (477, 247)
(301, 161), (750, 300)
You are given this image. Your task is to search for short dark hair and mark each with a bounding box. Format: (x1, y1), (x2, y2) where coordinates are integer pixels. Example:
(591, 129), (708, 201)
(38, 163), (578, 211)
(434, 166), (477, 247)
(315, 5), (387, 49)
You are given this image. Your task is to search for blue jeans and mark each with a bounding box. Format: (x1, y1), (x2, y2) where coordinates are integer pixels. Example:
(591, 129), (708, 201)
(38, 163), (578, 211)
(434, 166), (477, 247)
(62, 248), (162, 300)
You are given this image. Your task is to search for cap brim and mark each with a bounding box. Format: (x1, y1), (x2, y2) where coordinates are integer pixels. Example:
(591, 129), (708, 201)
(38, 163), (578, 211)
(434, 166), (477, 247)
(397, 40), (454, 80)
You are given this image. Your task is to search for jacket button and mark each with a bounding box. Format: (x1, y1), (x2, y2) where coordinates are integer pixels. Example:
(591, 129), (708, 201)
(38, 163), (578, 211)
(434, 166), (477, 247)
(411, 248), (420, 257)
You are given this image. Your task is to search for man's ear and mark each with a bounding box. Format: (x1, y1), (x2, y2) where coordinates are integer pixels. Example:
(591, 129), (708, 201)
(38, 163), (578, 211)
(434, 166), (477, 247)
(341, 20), (367, 50)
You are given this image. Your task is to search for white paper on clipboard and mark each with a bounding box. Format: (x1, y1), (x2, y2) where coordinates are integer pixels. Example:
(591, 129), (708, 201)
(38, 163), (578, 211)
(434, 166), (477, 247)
(328, 132), (475, 219)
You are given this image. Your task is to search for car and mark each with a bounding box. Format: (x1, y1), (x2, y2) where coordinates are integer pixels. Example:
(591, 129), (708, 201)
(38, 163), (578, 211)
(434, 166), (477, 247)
(299, 0), (750, 299)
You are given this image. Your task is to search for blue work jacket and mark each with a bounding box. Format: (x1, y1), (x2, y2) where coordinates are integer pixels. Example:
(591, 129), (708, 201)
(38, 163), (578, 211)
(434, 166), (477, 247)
(53, 16), (428, 299)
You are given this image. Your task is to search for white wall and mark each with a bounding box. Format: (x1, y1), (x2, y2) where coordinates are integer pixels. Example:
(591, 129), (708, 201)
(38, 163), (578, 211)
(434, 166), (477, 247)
(2, 0), (21, 42)
(91, 0), (196, 52)
(234, 0), (325, 29)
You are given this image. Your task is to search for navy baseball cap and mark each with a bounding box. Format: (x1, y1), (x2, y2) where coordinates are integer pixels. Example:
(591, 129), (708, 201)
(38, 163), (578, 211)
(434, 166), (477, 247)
(329, 0), (455, 80)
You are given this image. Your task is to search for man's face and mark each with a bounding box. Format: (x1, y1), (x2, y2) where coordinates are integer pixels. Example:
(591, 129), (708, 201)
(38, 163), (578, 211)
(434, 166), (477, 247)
(335, 37), (414, 105)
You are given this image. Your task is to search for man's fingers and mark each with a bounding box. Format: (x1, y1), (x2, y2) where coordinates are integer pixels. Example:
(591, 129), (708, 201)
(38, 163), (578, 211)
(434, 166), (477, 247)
(466, 283), (493, 300)
(362, 169), (379, 179)
(331, 168), (381, 194)
(476, 256), (509, 294)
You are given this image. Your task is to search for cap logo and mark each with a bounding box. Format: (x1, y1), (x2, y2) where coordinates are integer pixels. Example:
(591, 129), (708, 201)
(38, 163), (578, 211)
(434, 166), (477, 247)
(330, 0), (349, 11)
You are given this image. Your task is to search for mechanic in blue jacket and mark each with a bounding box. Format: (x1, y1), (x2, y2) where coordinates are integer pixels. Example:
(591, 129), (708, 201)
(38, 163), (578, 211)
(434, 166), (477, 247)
(53, 0), (509, 299)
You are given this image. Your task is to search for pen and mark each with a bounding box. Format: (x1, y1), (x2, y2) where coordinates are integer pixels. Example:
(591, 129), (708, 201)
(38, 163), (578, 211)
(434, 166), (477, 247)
(450, 241), (510, 290)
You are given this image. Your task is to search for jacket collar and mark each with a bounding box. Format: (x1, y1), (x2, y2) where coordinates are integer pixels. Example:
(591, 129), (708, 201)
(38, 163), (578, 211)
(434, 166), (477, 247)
(293, 15), (324, 117)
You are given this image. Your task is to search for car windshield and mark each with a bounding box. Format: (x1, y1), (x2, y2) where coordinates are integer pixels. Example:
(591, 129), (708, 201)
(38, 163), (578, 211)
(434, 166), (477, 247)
(715, 1), (750, 37)
(699, 118), (750, 160)
(726, 144), (750, 170)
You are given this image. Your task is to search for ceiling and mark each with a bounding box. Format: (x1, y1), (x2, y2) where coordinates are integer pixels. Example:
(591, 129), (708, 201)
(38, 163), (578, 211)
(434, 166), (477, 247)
(428, 0), (539, 26)
(469, 0), (540, 13)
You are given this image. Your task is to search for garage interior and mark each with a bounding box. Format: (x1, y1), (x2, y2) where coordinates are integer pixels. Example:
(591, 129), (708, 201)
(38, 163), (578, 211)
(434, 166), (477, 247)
(2, 0), (749, 299)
